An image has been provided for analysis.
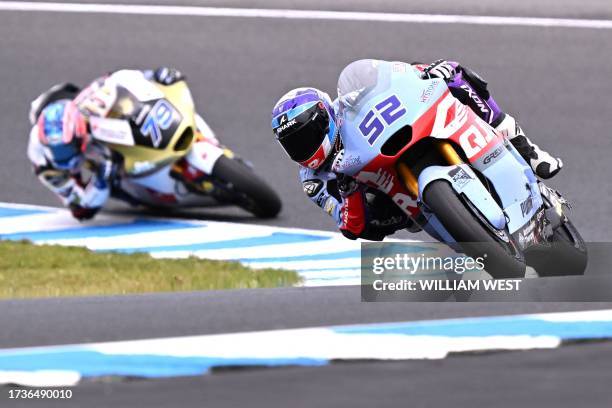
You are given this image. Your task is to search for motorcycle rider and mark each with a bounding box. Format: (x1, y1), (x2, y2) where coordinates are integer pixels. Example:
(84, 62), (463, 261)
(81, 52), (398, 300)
(271, 59), (563, 241)
(27, 67), (209, 220)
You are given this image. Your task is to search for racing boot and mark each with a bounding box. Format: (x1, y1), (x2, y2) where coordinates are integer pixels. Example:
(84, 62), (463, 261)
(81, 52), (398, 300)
(495, 114), (563, 179)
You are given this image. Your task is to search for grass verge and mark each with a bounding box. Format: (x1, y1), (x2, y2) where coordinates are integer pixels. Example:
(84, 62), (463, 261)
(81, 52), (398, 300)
(0, 240), (300, 299)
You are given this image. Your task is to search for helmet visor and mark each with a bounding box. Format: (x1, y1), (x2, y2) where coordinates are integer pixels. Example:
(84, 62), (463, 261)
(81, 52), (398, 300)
(277, 105), (330, 163)
(48, 141), (80, 166)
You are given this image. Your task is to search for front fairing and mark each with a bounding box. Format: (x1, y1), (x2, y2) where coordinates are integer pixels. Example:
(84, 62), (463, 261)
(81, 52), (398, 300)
(336, 60), (447, 176)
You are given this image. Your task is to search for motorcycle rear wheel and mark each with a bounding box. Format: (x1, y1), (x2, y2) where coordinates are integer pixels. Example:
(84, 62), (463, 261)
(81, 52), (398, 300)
(525, 219), (587, 277)
(422, 180), (526, 279)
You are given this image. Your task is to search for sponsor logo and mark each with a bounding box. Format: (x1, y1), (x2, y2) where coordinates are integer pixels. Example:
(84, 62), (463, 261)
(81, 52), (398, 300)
(458, 123), (495, 159)
(518, 218), (540, 248)
(448, 167), (473, 188)
(324, 198), (335, 215)
(133, 161), (155, 174)
(482, 146), (504, 165)
(316, 193), (327, 207)
(460, 84), (490, 118)
(521, 195), (534, 217)
(307, 159), (320, 169)
(518, 228), (535, 248)
(336, 155), (362, 171)
(419, 82), (437, 103)
(275, 119), (297, 135)
(342, 202), (350, 226)
(370, 215), (405, 228)
(303, 179), (323, 197)
(432, 94), (495, 159)
(358, 169), (394, 194)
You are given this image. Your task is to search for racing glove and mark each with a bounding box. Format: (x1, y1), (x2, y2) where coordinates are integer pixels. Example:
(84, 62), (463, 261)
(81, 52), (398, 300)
(337, 173), (359, 198)
(64, 170), (111, 221)
(152, 67), (185, 85)
(69, 204), (100, 221)
(422, 59), (459, 81)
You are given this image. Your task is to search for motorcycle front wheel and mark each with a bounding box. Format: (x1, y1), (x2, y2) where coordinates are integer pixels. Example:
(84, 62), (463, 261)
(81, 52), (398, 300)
(422, 180), (526, 279)
(211, 155), (282, 218)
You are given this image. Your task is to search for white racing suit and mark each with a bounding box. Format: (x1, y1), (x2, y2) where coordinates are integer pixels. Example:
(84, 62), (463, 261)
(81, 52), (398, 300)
(27, 69), (225, 220)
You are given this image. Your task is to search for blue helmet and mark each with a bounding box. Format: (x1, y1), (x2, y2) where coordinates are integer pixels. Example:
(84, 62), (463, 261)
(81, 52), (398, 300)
(37, 100), (87, 170)
(271, 88), (337, 170)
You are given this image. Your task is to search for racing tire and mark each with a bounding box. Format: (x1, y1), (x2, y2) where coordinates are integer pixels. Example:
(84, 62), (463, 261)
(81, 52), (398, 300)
(422, 180), (526, 279)
(211, 155), (282, 218)
(526, 219), (587, 277)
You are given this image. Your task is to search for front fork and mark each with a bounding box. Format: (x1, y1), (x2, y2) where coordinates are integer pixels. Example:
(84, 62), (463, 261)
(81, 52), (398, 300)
(395, 140), (466, 239)
(396, 140), (509, 244)
(396, 140), (463, 199)
(170, 138), (230, 195)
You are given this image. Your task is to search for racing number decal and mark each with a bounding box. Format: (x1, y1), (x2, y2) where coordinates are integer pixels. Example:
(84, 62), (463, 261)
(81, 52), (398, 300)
(359, 95), (406, 145)
(432, 93), (495, 160)
(459, 125), (495, 159)
(140, 99), (177, 148)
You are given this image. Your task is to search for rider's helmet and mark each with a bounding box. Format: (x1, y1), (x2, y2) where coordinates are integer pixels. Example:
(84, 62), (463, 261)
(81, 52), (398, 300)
(271, 87), (337, 170)
(37, 100), (88, 170)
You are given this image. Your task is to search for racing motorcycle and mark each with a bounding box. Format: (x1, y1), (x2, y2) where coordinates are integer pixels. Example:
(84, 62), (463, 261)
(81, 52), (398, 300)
(335, 60), (586, 278)
(82, 70), (281, 218)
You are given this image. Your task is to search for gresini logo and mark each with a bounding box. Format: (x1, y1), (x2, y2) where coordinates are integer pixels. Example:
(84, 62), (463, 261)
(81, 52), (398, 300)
(276, 119), (297, 134)
(483, 146), (503, 164)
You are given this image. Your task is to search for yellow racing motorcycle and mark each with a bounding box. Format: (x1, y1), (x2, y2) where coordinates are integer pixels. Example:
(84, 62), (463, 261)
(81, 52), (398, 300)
(79, 70), (281, 218)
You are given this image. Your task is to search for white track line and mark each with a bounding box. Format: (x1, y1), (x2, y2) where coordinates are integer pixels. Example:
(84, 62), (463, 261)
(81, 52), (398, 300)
(0, 2), (611, 29)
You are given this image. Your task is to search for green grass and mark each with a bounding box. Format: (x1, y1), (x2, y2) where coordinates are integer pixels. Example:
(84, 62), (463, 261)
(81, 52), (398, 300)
(0, 240), (300, 299)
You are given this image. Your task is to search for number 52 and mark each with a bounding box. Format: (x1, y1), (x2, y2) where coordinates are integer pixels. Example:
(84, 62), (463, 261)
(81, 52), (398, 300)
(358, 95), (406, 145)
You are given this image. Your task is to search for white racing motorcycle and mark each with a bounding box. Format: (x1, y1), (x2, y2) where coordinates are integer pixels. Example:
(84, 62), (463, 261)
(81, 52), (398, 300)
(79, 70), (282, 218)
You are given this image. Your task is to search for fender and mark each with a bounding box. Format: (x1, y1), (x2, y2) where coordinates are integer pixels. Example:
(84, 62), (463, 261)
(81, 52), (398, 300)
(417, 164), (506, 231)
(185, 140), (225, 175)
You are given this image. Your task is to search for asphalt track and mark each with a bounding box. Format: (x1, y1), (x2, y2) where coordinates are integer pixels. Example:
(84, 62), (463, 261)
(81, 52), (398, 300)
(1, 0), (611, 240)
(7, 342), (612, 408)
(0, 1), (611, 407)
(1, 289), (612, 407)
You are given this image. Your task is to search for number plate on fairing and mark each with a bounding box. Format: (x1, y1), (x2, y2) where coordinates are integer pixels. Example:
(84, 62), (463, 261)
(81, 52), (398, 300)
(132, 99), (183, 149)
(337, 60), (447, 176)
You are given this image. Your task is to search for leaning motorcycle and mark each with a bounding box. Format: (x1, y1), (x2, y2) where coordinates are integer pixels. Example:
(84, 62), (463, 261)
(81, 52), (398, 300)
(334, 60), (586, 278)
(82, 70), (281, 218)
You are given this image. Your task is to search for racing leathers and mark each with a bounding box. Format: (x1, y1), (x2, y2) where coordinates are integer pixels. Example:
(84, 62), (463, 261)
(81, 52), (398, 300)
(300, 155), (413, 241)
(27, 68), (187, 220)
(300, 59), (562, 241)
